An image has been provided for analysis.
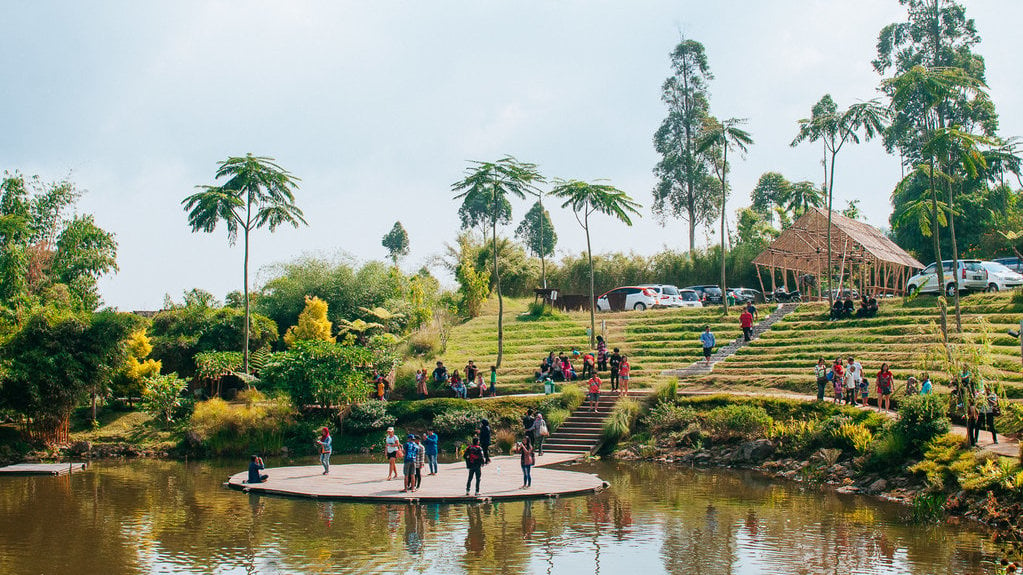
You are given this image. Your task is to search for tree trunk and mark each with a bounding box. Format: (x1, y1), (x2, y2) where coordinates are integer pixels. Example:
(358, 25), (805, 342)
(948, 177), (963, 332)
(91, 391), (97, 424)
(586, 208), (596, 348)
(720, 142), (729, 315)
(929, 158), (949, 344)
(493, 211), (503, 368)
(826, 146), (837, 308)
(539, 195), (547, 289)
(242, 193), (252, 376)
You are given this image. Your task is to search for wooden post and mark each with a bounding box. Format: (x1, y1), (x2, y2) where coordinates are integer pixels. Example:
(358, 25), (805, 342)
(756, 264), (767, 298)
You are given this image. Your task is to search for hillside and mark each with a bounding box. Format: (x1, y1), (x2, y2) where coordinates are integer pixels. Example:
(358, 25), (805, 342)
(686, 291), (1023, 397)
(439, 297), (749, 392)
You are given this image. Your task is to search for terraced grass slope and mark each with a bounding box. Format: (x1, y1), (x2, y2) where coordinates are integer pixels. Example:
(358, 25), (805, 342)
(441, 298), (755, 391)
(688, 292), (1023, 397)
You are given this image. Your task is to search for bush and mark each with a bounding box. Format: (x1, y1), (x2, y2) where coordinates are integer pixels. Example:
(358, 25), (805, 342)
(189, 393), (296, 455)
(518, 302), (564, 321)
(544, 408), (570, 431)
(909, 433), (967, 489)
(559, 385), (585, 412)
(896, 394), (950, 450)
(769, 419), (820, 456)
(829, 422), (873, 454)
(653, 378), (679, 406)
(704, 404), (773, 440)
(344, 401), (397, 433)
(642, 401), (698, 433)
(433, 408), (486, 438)
(407, 327), (442, 358)
(602, 398), (641, 443)
(141, 373), (188, 426)
(494, 429), (516, 455)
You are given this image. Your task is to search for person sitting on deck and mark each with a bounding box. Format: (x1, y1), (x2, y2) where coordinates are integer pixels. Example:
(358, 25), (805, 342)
(247, 455), (268, 483)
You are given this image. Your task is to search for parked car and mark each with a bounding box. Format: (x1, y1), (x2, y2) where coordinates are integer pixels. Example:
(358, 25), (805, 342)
(981, 261), (1023, 291)
(684, 285), (723, 304)
(830, 288), (860, 300)
(906, 260), (988, 296)
(596, 286), (660, 311)
(678, 289), (704, 308)
(638, 284), (684, 307)
(994, 256), (1023, 274)
(728, 288), (764, 304)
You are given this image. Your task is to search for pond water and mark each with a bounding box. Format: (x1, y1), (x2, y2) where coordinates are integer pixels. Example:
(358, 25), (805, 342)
(0, 456), (1003, 574)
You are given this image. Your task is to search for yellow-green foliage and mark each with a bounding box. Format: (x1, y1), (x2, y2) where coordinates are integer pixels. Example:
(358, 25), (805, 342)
(653, 378), (679, 406)
(111, 330), (162, 399)
(704, 404), (773, 440)
(284, 296), (333, 347)
(909, 433), (971, 489)
(544, 408), (570, 431)
(831, 422), (874, 454)
(951, 452), (1023, 493)
(190, 392), (296, 455)
(494, 429), (516, 455)
(602, 398), (641, 442)
(769, 419), (820, 454)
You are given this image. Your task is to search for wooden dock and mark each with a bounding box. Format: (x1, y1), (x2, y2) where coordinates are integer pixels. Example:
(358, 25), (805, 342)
(226, 453), (606, 503)
(0, 462), (87, 476)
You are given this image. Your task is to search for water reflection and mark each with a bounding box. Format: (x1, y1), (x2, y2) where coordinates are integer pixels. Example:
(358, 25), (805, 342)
(0, 458), (1003, 574)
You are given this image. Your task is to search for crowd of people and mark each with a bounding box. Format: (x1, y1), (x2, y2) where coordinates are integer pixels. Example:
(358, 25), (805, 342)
(830, 294), (879, 320)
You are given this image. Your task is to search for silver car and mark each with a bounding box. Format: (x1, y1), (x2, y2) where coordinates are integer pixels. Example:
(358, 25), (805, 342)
(907, 260), (988, 296)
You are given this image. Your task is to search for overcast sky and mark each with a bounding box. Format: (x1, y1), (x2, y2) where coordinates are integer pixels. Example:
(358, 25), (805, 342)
(3, 1), (1022, 311)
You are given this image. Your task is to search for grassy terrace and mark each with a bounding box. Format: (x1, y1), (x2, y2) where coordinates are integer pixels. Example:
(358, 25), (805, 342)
(439, 297), (752, 391)
(688, 291), (1023, 397)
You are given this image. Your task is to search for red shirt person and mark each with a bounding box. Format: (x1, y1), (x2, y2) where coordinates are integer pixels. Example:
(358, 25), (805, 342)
(739, 309), (754, 341)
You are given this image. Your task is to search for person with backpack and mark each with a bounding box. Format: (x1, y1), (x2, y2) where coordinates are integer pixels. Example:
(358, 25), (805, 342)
(423, 429), (439, 475)
(814, 357), (828, 402)
(316, 427), (332, 475)
(479, 419), (492, 464)
(700, 326), (715, 365)
(608, 348), (622, 393)
(464, 437), (485, 497)
(984, 384), (1000, 444)
(401, 434), (419, 493)
(515, 438), (535, 489)
(528, 412), (548, 456)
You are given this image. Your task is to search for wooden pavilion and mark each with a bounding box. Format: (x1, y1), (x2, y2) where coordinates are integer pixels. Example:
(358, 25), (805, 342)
(752, 207), (924, 298)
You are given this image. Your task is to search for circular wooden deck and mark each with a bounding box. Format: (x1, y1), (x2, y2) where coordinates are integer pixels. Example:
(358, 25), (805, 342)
(226, 453), (606, 503)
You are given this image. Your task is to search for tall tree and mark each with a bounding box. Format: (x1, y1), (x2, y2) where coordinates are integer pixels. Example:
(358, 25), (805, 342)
(452, 157), (544, 367)
(652, 37), (716, 254)
(791, 96), (886, 305)
(750, 172), (791, 222)
(786, 181), (825, 217)
(515, 200), (557, 287)
(699, 117), (753, 314)
(551, 179), (641, 347)
(381, 221), (410, 266)
(183, 154), (306, 374)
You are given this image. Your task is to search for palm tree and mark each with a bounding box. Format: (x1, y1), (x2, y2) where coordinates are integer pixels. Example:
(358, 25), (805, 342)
(786, 181), (825, 217)
(183, 154), (306, 374)
(698, 117), (753, 315)
(452, 157), (544, 367)
(791, 96), (886, 306)
(550, 179), (641, 347)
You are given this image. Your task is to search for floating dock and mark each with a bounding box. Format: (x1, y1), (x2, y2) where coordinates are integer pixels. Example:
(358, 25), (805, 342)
(226, 453), (606, 503)
(0, 462), (87, 476)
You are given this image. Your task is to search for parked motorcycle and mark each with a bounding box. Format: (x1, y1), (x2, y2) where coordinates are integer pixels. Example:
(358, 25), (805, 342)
(768, 288), (802, 303)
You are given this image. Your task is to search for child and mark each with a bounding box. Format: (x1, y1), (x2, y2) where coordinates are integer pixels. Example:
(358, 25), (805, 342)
(618, 355), (631, 396)
(588, 375), (601, 412)
(477, 373), (486, 397)
(489, 365), (498, 397)
(376, 377), (386, 401)
(831, 359), (844, 404)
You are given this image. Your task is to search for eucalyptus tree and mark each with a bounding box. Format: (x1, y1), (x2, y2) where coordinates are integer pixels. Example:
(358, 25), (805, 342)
(791, 96), (887, 305)
(515, 200), (557, 288)
(698, 117), (753, 314)
(652, 37), (716, 254)
(381, 221), (410, 266)
(452, 157), (544, 367)
(551, 179), (641, 347)
(183, 154), (306, 374)
(786, 181), (825, 217)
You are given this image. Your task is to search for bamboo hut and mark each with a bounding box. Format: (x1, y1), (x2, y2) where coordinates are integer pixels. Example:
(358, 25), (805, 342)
(752, 207), (923, 299)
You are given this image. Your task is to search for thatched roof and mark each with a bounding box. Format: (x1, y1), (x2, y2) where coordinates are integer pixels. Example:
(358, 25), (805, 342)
(752, 207), (923, 272)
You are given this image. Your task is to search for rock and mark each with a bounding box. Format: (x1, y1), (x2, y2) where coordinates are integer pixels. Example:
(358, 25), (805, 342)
(69, 441), (91, 456)
(836, 485), (860, 494)
(867, 479), (888, 494)
(183, 431), (202, 450)
(735, 439), (775, 463)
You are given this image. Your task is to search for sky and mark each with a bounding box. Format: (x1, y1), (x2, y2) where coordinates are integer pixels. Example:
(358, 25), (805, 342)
(3, 1), (1022, 311)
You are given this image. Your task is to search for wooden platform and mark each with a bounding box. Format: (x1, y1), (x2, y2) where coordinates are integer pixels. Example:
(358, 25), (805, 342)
(0, 462), (87, 476)
(226, 453), (606, 503)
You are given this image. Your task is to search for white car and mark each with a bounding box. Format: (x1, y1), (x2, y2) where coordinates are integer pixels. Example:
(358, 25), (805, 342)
(638, 284), (684, 307)
(596, 286), (659, 311)
(678, 289), (704, 308)
(981, 261), (1023, 291)
(907, 260), (988, 296)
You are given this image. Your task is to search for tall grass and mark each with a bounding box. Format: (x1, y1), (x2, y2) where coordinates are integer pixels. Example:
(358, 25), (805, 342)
(602, 398), (641, 443)
(190, 392), (296, 455)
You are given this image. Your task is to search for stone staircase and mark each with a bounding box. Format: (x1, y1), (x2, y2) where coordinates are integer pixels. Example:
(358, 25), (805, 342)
(661, 303), (799, 378)
(543, 394), (620, 454)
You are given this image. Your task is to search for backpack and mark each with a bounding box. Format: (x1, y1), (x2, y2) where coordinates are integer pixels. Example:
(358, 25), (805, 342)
(466, 446), (483, 466)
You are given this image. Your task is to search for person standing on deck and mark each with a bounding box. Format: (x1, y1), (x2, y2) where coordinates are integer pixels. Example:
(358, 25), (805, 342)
(479, 419), (492, 464)
(464, 437), (485, 497)
(316, 427), (332, 475)
(423, 429), (439, 475)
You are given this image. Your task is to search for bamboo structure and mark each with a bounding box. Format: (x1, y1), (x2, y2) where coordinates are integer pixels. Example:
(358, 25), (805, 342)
(752, 207), (923, 299)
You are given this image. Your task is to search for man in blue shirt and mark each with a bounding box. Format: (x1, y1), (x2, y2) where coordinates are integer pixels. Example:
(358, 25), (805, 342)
(423, 429), (439, 475)
(700, 326), (716, 365)
(247, 455), (268, 483)
(402, 434), (420, 493)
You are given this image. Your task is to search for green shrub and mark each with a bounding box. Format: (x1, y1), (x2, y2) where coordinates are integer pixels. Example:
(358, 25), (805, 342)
(642, 401), (698, 433)
(863, 423), (908, 470)
(769, 419), (820, 456)
(544, 408), (570, 431)
(518, 302), (564, 321)
(653, 378), (679, 406)
(344, 401), (397, 433)
(829, 422), (873, 454)
(704, 404), (773, 440)
(408, 327), (442, 357)
(433, 408), (486, 438)
(909, 433), (968, 489)
(896, 394), (950, 450)
(559, 385), (585, 412)
(602, 398), (641, 443)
